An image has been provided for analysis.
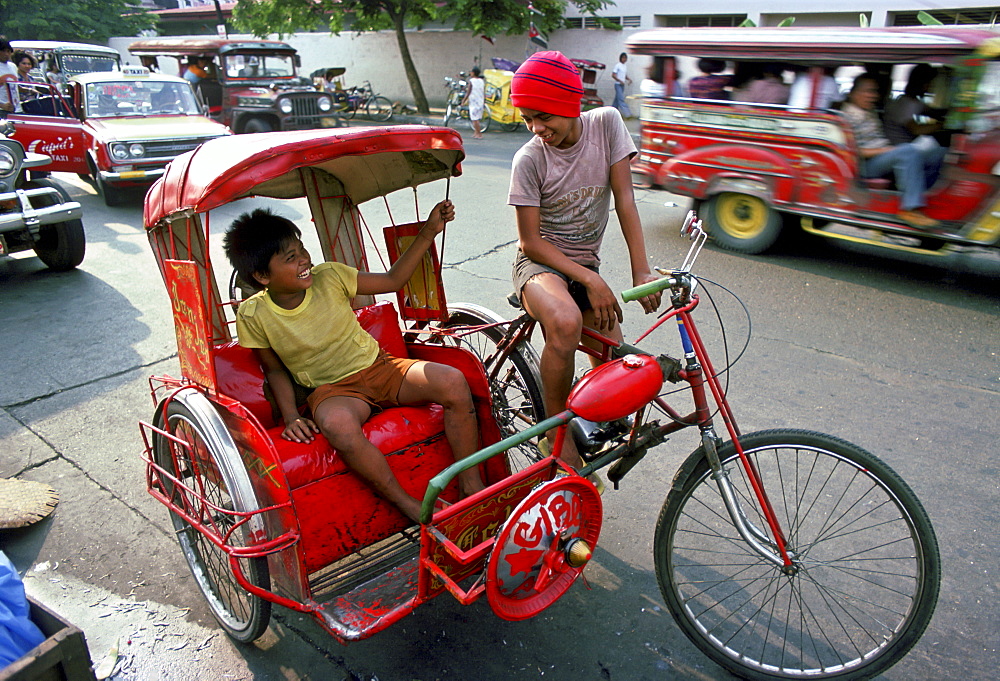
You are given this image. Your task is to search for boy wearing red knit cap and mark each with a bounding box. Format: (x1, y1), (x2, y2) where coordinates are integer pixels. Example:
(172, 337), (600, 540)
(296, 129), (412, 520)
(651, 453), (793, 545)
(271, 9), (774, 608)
(508, 50), (662, 472)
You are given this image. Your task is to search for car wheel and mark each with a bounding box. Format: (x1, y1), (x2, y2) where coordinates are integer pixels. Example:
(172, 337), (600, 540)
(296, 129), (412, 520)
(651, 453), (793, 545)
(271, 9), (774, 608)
(242, 118), (274, 134)
(26, 179), (86, 271)
(97, 173), (127, 207)
(704, 192), (783, 254)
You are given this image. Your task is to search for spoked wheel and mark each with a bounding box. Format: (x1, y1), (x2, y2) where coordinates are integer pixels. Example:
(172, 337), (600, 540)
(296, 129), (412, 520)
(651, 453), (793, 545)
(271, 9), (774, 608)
(153, 397), (272, 642)
(655, 429), (940, 681)
(478, 110), (491, 133)
(434, 303), (545, 473)
(366, 96), (393, 122)
(443, 102), (455, 127)
(704, 192), (783, 254)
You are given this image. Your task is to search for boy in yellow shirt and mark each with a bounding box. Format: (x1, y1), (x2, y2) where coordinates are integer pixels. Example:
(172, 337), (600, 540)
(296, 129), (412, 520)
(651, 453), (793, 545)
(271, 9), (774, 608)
(224, 200), (484, 522)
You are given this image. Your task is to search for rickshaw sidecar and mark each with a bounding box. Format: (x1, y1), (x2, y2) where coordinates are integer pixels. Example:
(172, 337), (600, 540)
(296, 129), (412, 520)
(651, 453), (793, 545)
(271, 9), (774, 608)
(139, 126), (601, 644)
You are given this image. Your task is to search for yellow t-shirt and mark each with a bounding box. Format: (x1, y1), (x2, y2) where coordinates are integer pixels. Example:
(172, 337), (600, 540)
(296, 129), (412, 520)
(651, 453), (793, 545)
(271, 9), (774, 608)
(235, 262), (380, 388)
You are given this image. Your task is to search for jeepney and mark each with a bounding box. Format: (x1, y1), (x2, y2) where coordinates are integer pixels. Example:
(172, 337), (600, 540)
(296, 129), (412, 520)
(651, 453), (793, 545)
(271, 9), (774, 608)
(11, 41), (121, 81)
(127, 38), (339, 134)
(627, 26), (1000, 257)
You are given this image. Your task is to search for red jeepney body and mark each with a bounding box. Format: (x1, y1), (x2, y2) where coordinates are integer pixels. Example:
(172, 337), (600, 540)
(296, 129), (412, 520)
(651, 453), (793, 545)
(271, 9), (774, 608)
(627, 27), (1000, 255)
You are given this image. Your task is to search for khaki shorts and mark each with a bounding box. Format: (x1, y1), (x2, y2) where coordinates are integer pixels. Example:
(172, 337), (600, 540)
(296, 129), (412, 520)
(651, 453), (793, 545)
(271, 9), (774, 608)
(512, 251), (598, 312)
(306, 351), (421, 415)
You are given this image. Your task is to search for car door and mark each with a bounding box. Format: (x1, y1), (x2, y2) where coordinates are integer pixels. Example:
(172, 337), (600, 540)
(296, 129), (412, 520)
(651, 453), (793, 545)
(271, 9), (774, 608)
(7, 81), (89, 175)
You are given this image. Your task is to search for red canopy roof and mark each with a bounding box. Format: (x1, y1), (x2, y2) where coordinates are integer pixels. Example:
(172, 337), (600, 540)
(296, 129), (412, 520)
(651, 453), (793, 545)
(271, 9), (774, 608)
(143, 126), (465, 229)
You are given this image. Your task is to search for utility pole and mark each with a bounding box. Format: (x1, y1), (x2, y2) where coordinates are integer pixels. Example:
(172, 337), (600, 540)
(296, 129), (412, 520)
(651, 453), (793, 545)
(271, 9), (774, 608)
(213, 0), (228, 38)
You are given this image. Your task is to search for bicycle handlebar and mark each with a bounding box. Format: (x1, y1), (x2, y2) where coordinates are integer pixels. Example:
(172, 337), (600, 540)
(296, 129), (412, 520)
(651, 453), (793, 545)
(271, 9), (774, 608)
(622, 277), (675, 303)
(621, 210), (706, 304)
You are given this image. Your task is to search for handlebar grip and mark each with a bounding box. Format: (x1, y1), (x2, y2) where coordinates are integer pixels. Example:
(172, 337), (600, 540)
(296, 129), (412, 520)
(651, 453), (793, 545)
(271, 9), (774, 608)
(621, 277), (673, 303)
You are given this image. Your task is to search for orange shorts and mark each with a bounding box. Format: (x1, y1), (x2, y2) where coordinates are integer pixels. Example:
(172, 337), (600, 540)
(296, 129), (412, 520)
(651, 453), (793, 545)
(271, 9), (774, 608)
(306, 351), (421, 415)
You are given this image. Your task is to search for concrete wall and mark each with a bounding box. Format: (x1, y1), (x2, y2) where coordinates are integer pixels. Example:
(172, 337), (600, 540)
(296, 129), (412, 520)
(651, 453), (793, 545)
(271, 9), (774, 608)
(110, 28), (647, 109)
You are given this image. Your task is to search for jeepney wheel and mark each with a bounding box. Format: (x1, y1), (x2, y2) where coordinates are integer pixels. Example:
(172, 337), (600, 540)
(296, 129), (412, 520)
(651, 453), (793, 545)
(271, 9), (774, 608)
(153, 399), (272, 643)
(242, 118), (274, 134)
(25, 179), (86, 271)
(96, 173), (127, 207)
(433, 304), (546, 473)
(704, 192), (783, 254)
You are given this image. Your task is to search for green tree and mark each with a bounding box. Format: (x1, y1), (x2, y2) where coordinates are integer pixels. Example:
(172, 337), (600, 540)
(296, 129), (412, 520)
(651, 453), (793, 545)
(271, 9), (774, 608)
(232, 0), (613, 114)
(0, 0), (155, 43)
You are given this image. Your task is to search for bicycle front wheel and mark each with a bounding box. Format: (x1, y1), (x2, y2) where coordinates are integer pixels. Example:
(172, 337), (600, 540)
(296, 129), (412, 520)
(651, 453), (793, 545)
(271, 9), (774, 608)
(655, 429), (940, 681)
(435, 304), (545, 473)
(366, 96), (393, 122)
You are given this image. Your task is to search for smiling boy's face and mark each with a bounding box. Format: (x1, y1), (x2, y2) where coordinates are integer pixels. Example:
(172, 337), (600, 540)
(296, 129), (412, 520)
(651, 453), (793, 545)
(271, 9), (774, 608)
(254, 237), (313, 292)
(517, 107), (581, 149)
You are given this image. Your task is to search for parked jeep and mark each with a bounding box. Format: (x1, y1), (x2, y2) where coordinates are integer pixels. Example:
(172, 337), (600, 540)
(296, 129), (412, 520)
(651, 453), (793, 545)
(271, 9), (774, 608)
(11, 40), (121, 81)
(0, 120), (85, 270)
(6, 67), (232, 206)
(128, 38), (340, 133)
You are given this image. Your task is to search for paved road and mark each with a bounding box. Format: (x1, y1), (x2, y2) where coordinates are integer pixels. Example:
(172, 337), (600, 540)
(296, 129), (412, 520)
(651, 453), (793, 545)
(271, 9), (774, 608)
(1, 123), (998, 680)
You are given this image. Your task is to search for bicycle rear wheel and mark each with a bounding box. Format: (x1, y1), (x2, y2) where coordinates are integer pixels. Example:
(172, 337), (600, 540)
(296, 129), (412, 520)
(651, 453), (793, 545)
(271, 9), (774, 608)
(366, 96), (393, 122)
(434, 304), (545, 473)
(655, 429), (939, 681)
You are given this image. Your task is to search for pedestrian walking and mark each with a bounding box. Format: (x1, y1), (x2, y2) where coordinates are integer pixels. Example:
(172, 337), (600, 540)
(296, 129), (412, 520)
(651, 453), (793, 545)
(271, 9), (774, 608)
(611, 52), (632, 118)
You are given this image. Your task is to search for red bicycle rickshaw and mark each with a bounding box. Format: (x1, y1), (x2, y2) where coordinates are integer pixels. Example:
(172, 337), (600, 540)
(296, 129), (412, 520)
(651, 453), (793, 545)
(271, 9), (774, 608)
(140, 126), (939, 680)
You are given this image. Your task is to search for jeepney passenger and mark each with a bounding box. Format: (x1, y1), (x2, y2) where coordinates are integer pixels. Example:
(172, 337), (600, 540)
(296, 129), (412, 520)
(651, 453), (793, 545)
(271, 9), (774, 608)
(788, 66), (841, 109)
(733, 63), (789, 105)
(884, 64), (946, 145)
(843, 73), (941, 229)
(688, 58), (731, 100)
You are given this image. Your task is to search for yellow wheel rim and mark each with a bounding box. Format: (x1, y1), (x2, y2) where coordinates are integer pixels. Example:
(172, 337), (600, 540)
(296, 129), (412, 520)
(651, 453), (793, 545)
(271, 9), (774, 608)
(716, 194), (769, 239)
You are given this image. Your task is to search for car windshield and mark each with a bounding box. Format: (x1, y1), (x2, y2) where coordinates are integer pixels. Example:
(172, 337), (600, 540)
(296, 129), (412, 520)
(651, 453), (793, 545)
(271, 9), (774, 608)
(223, 53), (295, 79)
(62, 55), (119, 76)
(85, 80), (201, 118)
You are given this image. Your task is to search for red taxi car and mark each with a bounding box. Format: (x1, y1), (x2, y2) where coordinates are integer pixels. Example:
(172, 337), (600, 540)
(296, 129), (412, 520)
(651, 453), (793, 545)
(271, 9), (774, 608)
(8, 66), (231, 205)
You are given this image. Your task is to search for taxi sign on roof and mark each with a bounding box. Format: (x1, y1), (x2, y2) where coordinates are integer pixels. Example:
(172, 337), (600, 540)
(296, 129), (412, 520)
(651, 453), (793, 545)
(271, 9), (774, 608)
(122, 66), (151, 78)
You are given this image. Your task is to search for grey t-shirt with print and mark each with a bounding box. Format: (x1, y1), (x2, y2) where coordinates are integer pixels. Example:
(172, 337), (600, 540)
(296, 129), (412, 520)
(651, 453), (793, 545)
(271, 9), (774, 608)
(507, 107), (636, 268)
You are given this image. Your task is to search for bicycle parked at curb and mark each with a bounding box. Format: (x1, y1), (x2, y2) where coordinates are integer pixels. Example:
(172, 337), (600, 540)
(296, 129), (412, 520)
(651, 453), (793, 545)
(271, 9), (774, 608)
(333, 79), (393, 122)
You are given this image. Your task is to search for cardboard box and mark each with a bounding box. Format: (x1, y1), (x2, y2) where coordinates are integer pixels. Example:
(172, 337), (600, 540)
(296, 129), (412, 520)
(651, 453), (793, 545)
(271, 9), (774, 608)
(0, 596), (95, 681)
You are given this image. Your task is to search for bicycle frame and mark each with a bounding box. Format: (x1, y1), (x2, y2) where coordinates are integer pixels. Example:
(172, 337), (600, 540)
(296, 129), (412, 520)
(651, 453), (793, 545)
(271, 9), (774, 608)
(430, 215), (794, 569)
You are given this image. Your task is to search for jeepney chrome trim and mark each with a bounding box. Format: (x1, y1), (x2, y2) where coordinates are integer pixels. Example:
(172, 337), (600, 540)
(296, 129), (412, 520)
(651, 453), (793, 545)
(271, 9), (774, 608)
(0, 187), (82, 232)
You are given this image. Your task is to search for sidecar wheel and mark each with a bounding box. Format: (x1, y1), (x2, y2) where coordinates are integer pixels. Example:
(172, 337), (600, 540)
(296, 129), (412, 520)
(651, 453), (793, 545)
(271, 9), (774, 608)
(153, 397), (271, 642)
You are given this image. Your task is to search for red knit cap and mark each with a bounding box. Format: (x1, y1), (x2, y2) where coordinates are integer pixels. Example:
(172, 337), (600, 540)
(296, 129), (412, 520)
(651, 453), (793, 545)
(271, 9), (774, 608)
(511, 51), (583, 118)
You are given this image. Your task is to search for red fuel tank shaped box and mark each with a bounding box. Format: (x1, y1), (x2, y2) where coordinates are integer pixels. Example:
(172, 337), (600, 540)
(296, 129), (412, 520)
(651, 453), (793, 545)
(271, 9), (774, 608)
(567, 354), (663, 422)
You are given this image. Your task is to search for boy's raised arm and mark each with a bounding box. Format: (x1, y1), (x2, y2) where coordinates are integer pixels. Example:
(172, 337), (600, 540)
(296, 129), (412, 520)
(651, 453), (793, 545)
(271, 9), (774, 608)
(357, 199), (455, 295)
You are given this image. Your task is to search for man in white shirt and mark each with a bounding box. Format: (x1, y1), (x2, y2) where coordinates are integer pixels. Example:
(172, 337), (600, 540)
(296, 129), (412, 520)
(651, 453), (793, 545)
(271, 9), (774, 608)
(0, 38), (19, 114)
(611, 52), (632, 118)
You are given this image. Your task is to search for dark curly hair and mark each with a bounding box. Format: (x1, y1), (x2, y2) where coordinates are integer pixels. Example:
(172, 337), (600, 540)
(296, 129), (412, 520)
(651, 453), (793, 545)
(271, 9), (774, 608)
(223, 207), (301, 291)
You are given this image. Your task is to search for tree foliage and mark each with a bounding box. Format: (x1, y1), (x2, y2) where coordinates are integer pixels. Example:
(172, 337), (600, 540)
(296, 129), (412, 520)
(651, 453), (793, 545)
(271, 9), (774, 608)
(0, 0), (155, 43)
(232, 0), (614, 114)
